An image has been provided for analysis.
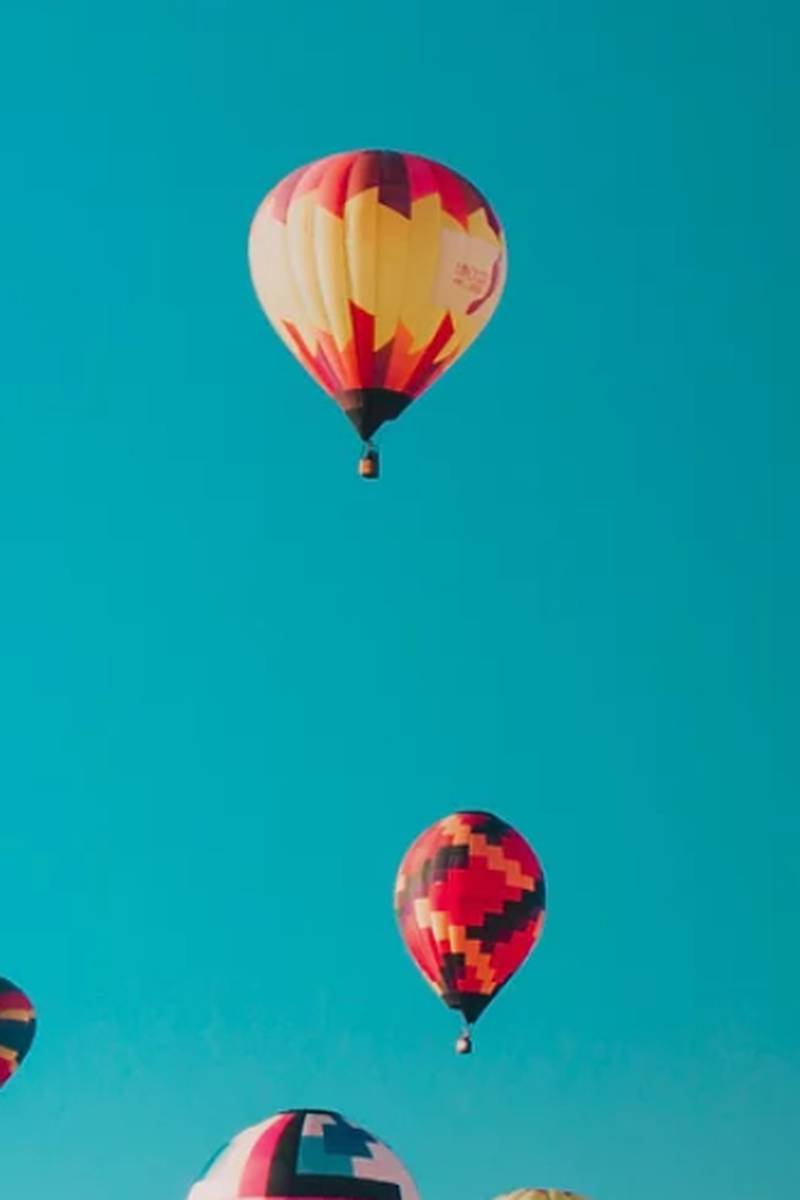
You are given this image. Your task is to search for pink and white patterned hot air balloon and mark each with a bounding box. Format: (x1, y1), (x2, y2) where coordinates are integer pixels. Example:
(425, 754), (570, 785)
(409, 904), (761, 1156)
(188, 1109), (419, 1200)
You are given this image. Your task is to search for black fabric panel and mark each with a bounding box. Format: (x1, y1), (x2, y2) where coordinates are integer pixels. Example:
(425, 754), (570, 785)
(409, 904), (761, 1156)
(266, 1110), (404, 1200)
(0, 1018), (35, 1057)
(466, 882), (546, 948)
(266, 1111), (304, 1195)
(443, 990), (493, 1024)
(468, 812), (513, 844)
(283, 1175), (402, 1200)
(342, 388), (412, 440)
(378, 152), (411, 218)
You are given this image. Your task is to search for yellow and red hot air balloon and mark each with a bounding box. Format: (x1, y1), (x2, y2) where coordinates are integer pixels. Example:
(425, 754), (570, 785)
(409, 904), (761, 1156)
(248, 149), (507, 478)
(493, 1190), (588, 1200)
(394, 811), (546, 1054)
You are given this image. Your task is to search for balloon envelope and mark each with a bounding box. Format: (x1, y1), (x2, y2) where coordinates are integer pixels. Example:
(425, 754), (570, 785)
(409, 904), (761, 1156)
(0, 976), (36, 1090)
(248, 149), (507, 442)
(494, 1190), (588, 1200)
(394, 811), (546, 1027)
(188, 1109), (419, 1200)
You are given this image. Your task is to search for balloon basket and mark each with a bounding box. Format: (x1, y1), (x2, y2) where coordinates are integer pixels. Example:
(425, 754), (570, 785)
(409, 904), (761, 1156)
(358, 447), (380, 480)
(455, 1031), (473, 1055)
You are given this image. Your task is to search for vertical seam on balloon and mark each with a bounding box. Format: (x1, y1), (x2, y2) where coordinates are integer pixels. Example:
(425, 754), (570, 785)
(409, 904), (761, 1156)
(281, 165), (333, 385)
(384, 153), (411, 385)
(396, 840), (442, 996)
(416, 832), (449, 993)
(339, 157), (359, 360)
(394, 157), (446, 397)
(376, 151), (410, 374)
(309, 159), (336, 376)
(416, 832), (454, 999)
(280, 165), (314, 331)
(314, 156), (357, 394)
(443, 176), (473, 372)
(446, 838), (471, 1008)
(344, 157), (378, 389)
(397, 155), (417, 359)
(430, 166), (454, 383)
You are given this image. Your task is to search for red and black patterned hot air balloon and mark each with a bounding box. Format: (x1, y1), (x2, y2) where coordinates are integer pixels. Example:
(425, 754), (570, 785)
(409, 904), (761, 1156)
(0, 977), (36, 1091)
(248, 149), (507, 478)
(394, 812), (546, 1054)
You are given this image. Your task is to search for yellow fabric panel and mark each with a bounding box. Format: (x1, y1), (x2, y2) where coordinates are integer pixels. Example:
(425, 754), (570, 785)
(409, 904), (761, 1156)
(467, 834), (535, 890)
(449, 925), (467, 953)
(447, 311), (477, 361)
(375, 203), (411, 348)
(483, 841), (534, 890)
(495, 1191), (586, 1200)
(248, 205), (318, 351)
(441, 211), (465, 235)
(467, 205), (503, 247)
(439, 814), (472, 843)
(383, 322), (421, 392)
(285, 192), (330, 335)
(444, 233), (507, 362)
(434, 227), (503, 315)
(399, 193), (445, 354)
(312, 205), (353, 353)
(344, 187), (378, 315)
(431, 909), (450, 941)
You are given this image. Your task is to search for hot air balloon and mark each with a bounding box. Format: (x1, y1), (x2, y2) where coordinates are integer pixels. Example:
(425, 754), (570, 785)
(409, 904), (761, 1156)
(0, 976), (36, 1090)
(188, 1109), (419, 1200)
(493, 1190), (588, 1200)
(248, 149), (507, 478)
(394, 811), (546, 1054)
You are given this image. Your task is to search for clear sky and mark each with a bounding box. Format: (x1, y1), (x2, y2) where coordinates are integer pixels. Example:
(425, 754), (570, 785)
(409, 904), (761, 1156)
(1, 1), (796, 1197)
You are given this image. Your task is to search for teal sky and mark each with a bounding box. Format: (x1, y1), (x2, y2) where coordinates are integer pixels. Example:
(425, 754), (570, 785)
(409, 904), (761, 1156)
(1, 2), (796, 1198)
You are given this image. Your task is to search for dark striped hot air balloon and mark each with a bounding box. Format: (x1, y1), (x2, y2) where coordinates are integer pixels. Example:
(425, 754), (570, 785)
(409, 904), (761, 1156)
(394, 811), (546, 1054)
(248, 150), (507, 478)
(0, 977), (36, 1091)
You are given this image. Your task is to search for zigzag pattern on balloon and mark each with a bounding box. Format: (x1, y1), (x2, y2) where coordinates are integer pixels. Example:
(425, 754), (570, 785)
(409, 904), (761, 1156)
(394, 812), (546, 1024)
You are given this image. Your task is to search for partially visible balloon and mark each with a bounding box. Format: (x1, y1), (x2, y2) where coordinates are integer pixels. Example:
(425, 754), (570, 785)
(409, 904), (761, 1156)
(394, 811), (546, 1053)
(188, 1108), (419, 1200)
(248, 149), (507, 476)
(0, 977), (36, 1090)
(493, 1191), (589, 1200)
